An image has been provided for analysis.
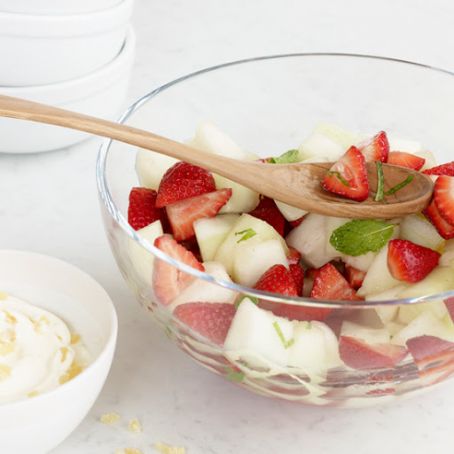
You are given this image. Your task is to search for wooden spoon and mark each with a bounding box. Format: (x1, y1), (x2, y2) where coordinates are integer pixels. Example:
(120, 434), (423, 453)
(0, 94), (433, 219)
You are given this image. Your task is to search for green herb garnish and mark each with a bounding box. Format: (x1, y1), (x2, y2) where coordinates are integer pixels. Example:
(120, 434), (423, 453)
(234, 295), (259, 309)
(326, 171), (351, 187)
(225, 367), (245, 383)
(330, 219), (394, 256)
(385, 175), (414, 196)
(375, 161), (385, 202)
(268, 149), (300, 164)
(235, 228), (257, 243)
(272, 321), (295, 349)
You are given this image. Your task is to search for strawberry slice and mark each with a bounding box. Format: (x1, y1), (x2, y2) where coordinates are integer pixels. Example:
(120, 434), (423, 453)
(387, 239), (440, 283)
(310, 263), (361, 301)
(249, 196), (286, 236)
(156, 162), (216, 208)
(174, 303), (236, 346)
(339, 336), (407, 370)
(433, 176), (454, 226)
(289, 264), (304, 296)
(254, 264), (298, 296)
(322, 146), (369, 202)
(128, 187), (164, 230)
(406, 335), (454, 370)
(423, 198), (454, 239)
(444, 297), (454, 322)
(344, 264), (366, 290)
(153, 235), (204, 305)
(286, 246), (301, 265)
(358, 131), (389, 163)
(166, 189), (232, 241)
(387, 151), (425, 171)
(423, 161), (454, 176)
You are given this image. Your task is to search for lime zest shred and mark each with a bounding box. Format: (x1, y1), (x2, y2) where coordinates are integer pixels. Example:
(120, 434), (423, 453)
(374, 161), (385, 202)
(235, 228), (257, 243)
(272, 322), (295, 349)
(385, 175), (414, 196)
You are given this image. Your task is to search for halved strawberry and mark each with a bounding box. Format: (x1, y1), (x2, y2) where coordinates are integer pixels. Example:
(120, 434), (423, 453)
(358, 131), (389, 163)
(406, 335), (454, 370)
(286, 246), (302, 265)
(423, 161), (454, 176)
(174, 303), (236, 346)
(339, 336), (407, 370)
(153, 235), (204, 305)
(249, 196), (286, 236)
(128, 187), (164, 230)
(433, 176), (454, 226)
(344, 264), (366, 290)
(387, 151), (425, 171)
(156, 162), (216, 208)
(387, 239), (440, 283)
(424, 198), (454, 239)
(254, 264), (298, 296)
(166, 189), (232, 241)
(289, 264), (304, 296)
(322, 146), (369, 202)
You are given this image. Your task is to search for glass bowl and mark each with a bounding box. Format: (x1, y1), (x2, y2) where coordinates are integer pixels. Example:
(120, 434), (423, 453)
(97, 53), (454, 408)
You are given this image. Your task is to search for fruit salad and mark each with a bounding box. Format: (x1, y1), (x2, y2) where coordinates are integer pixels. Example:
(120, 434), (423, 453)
(126, 122), (454, 406)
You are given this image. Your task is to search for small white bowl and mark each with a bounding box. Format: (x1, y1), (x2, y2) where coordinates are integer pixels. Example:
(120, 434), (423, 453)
(0, 250), (117, 454)
(0, 0), (134, 86)
(0, 0), (121, 15)
(0, 27), (135, 153)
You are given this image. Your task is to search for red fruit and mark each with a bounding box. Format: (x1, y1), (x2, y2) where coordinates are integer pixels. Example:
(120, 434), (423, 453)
(344, 264), (366, 290)
(286, 247), (301, 265)
(406, 335), (454, 370)
(153, 235), (204, 305)
(128, 187), (164, 230)
(424, 198), (454, 239)
(322, 146), (369, 202)
(444, 297), (454, 322)
(289, 216), (305, 229)
(174, 303), (236, 346)
(249, 196), (286, 236)
(387, 151), (425, 171)
(289, 264), (304, 296)
(310, 263), (360, 301)
(156, 162), (216, 207)
(254, 264), (298, 296)
(358, 131), (389, 163)
(433, 176), (454, 226)
(166, 189), (232, 241)
(423, 161), (454, 176)
(387, 239), (440, 283)
(339, 336), (407, 370)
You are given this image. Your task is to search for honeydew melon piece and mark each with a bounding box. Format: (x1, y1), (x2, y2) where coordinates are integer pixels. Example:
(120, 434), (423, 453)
(386, 321), (405, 336)
(194, 214), (239, 262)
(286, 213), (337, 268)
(313, 123), (361, 149)
(170, 261), (237, 309)
(215, 214), (288, 275)
(214, 174), (260, 213)
(233, 239), (288, 286)
(398, 300), (448, 325)
(366, 285), (408, 324)
(274, 200), (307, 222)
(128, 220), (163, 284)
(224, 298), (293, 368)
(398, 266), (454, 299)
(288, 321), (341, 375)
(357, 244), (401, 297)
(400, 214), (445, 251)
(341, 321), (391, 344)
(440, 240), (454, 266)
(135, 150), (178, 190)
(343, 252), (377, 272)
(387, 136), (422, 153)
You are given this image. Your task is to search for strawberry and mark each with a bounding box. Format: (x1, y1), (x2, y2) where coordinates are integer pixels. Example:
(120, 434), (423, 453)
(289, 216), (305, 229)
(128, 187), (164, 230)
(174, 303), (236, 346)
(444, 297), (454, 322)
(156, 162), (216, 207)
(339, 336), (407, 370)
(310, 263), (360, 301)
(344, 264), (366, 290)
(249, 196), (286, 236)
(322, 146), (369, 202)
(254, 264), (298, 296)
(166, 189), (232, 241)
(423, 198), (454, 239)
(433, 176), (454, 226)
(289, 264), (304, 296)
(153, 235), (204, 305)
(423, 161), (454, 176)
(286, 246), (302, 265)
(406, 335), (454, 370)
(387, 151), (425, 171)
(358, 131), (389, 163)
(387, 239), (440, 283)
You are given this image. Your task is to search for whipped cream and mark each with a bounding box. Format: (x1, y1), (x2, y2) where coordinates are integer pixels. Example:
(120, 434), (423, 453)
(0, 293), (83, 404)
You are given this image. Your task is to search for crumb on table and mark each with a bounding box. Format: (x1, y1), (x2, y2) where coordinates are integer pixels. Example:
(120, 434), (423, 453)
(100, 412), (121, 425)
(153, 442), (186, 454)
(128, 418), (143, 433)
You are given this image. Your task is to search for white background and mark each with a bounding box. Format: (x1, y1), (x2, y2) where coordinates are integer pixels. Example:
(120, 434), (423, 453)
(1, 0), (454, 453)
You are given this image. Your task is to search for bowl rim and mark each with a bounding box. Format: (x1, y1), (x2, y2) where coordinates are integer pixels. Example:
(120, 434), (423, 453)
(96, 52), (454, 309)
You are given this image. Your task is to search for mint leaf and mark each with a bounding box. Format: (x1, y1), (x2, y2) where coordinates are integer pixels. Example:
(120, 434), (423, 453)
(225, 367), (244, 383)
(374, 161), (385, 202)
(235, 228), (256, 243)
(330, 219), (394, 256)
(269, 149), (300, 164)
(272, 321), (295, 349)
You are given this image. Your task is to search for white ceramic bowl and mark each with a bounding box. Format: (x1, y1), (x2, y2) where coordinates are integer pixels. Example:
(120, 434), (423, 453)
(0, 250), (117, 454)
(0, 27), (135, 154)
(0, 0), (121, 15)
(0, 0), (133, 86)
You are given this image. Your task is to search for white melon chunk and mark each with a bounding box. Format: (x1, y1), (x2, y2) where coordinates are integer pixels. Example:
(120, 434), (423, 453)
(128, 220), (163, 284)
(366, 285), (408, 324)
(398, 266), (454, 299)
(233, 239), (288, 286)
(387, 136), (422, 153)
(194, 214), (239, 262)
(274, 200), (307, 222)
(386, 321), (405, 336)
(343, 252), (377, 272)
(398, 300), (448, 325)
(314, 123), (360, 149)
(214, 174), (260, 213)
(224, 299), (293, 368)
(341, 321), (391, 344)
(440, 240), (454, 267)
(135, 149), (178, 190)
(170, 261), (237, 309)
(288, 321), (341, 375)
(400, 214), (444, 251)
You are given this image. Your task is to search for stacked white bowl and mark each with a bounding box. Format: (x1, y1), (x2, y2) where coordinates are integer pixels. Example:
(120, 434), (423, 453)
(0, 0), (135, 153)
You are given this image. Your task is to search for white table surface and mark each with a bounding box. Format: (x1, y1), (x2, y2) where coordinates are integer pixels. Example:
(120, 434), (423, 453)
(2, 0), (454, 452)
